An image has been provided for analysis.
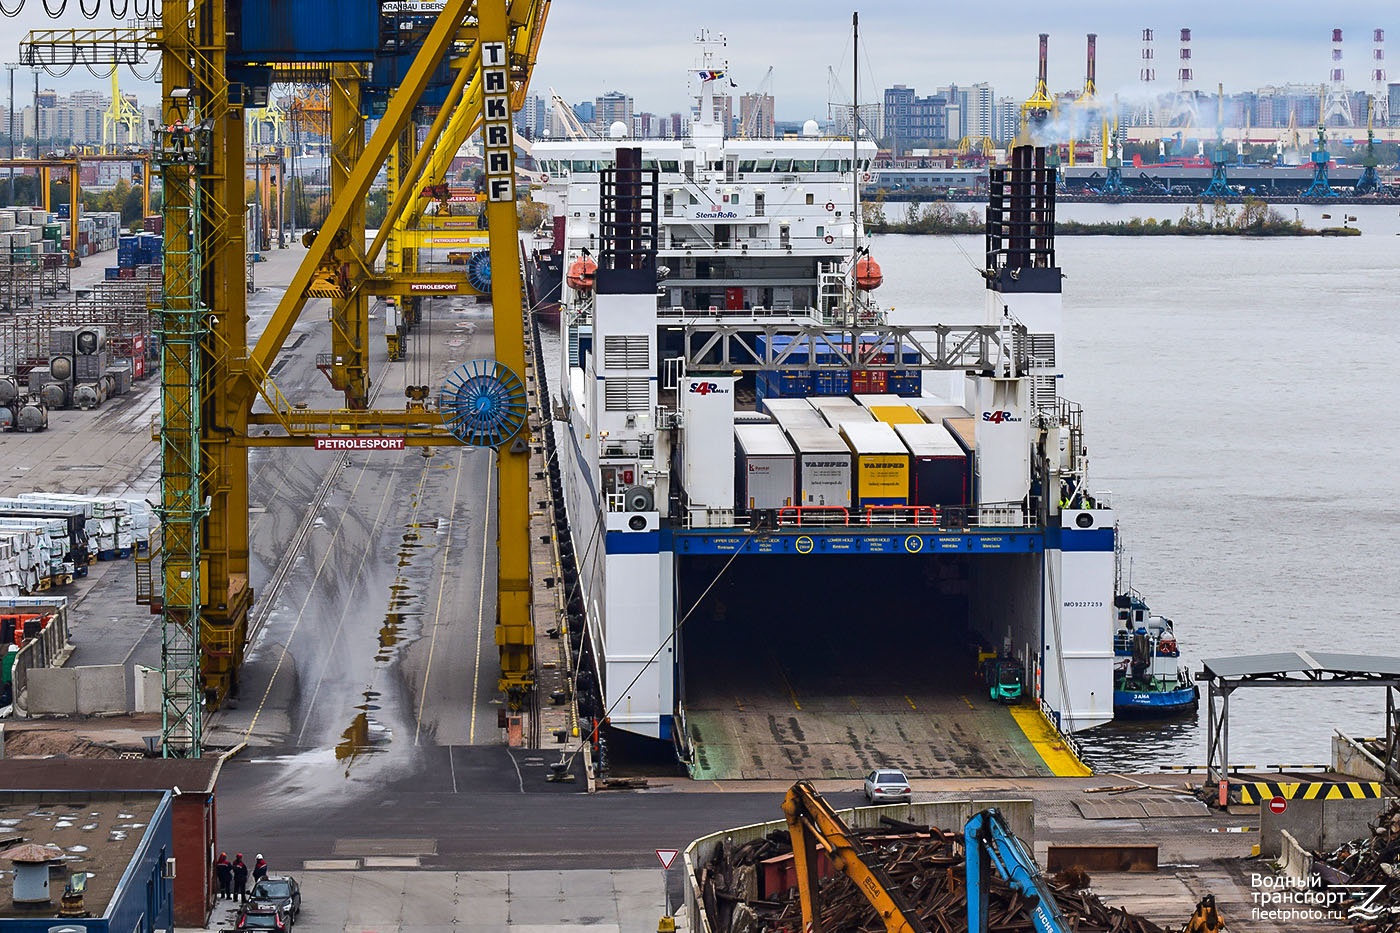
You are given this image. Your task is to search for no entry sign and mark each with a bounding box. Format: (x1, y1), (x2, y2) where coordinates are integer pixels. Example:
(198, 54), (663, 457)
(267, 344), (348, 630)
(1268, 796), (1288, 815)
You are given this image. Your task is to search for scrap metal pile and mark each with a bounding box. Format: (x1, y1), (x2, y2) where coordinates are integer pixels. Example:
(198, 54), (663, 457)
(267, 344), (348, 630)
(1315, 799), (1400, 933)
(697, 817), (1169, 933)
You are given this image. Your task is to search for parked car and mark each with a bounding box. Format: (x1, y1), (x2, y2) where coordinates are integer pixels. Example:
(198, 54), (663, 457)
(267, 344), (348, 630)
(862, 768), (912, 803)
(235, 905), (288, 931)
(249, 876), (301, 923)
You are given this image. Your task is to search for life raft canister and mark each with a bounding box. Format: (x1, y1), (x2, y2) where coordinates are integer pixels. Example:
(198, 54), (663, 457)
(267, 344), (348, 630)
(566, 256), (598, 291)
(854, 254), (883, 290)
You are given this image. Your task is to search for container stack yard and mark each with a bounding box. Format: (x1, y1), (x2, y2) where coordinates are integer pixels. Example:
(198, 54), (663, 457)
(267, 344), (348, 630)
(0, 282), (158, 430)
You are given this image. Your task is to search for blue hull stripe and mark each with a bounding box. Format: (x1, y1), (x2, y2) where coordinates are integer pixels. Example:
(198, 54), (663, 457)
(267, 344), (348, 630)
(1045, 526), (1116, 552)
(605, 530), (662, 553)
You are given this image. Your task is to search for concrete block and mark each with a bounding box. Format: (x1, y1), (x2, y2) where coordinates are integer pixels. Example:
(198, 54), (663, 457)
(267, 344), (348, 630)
(1333, 734), (1387, 782)
(26, 667), (78, 714)
(1260, 797), (1394, 857)
(75, 664), (127, 714)
(133, 664), (161, 713)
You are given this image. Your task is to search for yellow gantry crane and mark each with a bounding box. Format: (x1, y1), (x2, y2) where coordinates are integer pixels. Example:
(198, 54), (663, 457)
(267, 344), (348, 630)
(103, 69), (144, 152)
(23, 0), (550, 756)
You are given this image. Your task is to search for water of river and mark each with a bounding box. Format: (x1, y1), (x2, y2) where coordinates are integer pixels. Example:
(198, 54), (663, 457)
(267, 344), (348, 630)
(875, 202), (1400, 771)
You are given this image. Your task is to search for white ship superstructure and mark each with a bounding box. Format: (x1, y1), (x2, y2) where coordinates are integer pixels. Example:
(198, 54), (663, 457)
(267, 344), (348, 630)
(530, 36), (1117, 769)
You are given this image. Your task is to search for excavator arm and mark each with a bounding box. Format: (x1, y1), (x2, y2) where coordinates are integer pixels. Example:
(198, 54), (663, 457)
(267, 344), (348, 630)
(781, 781), (928, 933)
(965, 808), (1070, 933)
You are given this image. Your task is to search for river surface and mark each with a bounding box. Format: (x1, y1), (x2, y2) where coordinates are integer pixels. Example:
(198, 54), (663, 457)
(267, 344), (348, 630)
(875, 202), (1400, 771)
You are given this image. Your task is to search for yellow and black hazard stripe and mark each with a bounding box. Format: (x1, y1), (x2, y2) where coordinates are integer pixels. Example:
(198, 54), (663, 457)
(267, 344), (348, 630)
(1237, 781), (1385, 804)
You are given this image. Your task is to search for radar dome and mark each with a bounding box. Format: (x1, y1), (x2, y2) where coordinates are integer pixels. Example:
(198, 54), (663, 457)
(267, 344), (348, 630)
(608, 121), (629, 139)
(801, 119), (820, 137)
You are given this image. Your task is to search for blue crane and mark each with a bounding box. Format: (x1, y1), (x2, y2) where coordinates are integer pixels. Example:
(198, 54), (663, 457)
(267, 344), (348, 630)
(1302, 125), (1340, 198)
(965, 808), (1071, 933)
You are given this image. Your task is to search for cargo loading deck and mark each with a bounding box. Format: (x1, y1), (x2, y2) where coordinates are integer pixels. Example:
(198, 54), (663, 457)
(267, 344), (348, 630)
(675, 547), (1056, 781)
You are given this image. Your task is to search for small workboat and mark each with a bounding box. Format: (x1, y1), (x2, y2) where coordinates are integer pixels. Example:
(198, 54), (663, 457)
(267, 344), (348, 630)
(1112, 590), (1199, 716)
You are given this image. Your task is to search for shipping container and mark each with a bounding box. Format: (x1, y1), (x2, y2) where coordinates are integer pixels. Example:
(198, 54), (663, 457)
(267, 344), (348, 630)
(783, 425), (852, 508)
(889, 370), (922, 396)
(812, 368), (853, 396)
(894, 422), (969, 508)
(754, 369), (812, 403)
(808, 397), (873, 430)
(838, 421), (910, 507)
(851, 369), (888, 395)
(734, 424), (796, 512)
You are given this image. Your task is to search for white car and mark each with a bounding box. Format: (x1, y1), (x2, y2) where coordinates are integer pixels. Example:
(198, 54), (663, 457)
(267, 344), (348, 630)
(863, 768), (912, 803)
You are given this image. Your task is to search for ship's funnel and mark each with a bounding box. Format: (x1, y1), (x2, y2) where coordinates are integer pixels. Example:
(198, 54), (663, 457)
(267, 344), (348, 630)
(1038, 33), (1049, 86)
(1085, 34), (1097, 92)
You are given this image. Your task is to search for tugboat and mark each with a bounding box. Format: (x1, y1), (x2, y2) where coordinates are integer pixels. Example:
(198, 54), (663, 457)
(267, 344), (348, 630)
(1112, 590), (1199, 716)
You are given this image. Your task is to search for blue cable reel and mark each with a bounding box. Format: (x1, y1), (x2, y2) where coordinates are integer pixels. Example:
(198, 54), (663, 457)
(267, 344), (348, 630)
(439, 359), (526, 448)
(466, 251), (492, 293)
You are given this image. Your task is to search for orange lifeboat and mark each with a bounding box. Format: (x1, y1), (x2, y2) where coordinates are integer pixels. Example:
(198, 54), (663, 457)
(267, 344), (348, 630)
(566, 256), (597, 292)
(854, 254), (883, 290)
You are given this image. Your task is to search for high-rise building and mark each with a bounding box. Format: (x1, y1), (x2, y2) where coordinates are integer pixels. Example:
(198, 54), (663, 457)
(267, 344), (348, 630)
(739, 92), (774, 137)
(963, 83), (996, 140)
(595, 91), (633, 133)
(882, 85), (949, 154)
(995, 96), (1020, 142)
(515, 93), (547, 138)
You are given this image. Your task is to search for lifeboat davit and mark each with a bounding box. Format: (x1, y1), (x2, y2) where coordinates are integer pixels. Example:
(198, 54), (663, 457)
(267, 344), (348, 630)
(854, 254), (883, 290)
(566, 256), (597, 292)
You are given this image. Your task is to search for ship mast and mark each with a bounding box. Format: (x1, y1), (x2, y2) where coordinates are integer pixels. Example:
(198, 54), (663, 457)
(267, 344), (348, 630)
(852, 11), (860, 239)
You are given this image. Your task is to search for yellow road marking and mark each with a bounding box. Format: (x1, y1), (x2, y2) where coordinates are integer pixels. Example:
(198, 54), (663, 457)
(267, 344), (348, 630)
(962, 695), (975, 709)
(904, 695), (917, 710)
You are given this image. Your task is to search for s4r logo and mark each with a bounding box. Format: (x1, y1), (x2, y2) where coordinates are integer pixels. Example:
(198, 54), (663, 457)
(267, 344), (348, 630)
(688, 381), (728, 395)
(982, 410), (1021, 423)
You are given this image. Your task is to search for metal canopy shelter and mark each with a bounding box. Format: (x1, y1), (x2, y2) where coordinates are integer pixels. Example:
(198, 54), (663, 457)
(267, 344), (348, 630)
(1201, 650), (1400, 792)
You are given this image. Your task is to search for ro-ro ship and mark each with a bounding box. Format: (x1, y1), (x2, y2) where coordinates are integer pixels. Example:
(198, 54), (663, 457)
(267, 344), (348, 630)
(528, 32), (1126, 774)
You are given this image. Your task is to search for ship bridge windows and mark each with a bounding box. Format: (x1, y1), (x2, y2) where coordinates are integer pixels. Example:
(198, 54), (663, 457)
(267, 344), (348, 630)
(792, 159), (816, 172)
(755, 159), (774, 172)
(818, 159), (840, 172)
(773, 159), (793, 172)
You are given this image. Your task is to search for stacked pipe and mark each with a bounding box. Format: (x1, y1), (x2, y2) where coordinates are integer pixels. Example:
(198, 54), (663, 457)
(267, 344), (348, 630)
(697, 817), (1169, 933)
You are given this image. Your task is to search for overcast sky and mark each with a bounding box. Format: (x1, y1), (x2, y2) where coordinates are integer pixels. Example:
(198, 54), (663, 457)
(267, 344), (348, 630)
(529, 1), (1399, 119)
(2, 1), (1396, 118)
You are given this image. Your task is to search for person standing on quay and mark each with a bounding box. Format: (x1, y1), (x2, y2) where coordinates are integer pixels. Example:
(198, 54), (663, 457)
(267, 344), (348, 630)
(215, 852), (232, 900)
(232, 853), (249, 902)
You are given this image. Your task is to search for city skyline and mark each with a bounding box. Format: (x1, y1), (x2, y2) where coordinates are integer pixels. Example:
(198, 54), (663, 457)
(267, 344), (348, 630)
(2, 2), (1398, 125)
(530, 2), (1399, 121)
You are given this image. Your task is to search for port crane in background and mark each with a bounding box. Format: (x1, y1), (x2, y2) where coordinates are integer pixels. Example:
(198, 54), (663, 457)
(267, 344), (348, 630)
(1202, 83), (1232, 199)
(22, 0), (550, 756)
(102, 70), (144, 152)
(1355, 97), (1382, 195)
